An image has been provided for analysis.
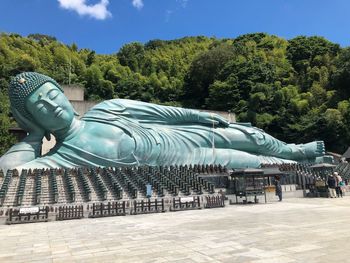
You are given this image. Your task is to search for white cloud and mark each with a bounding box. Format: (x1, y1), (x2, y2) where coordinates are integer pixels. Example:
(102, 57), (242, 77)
(177, 0), (188, 8)
(165, 0), (189, 22)
(165, 10), (173, 23)
(58, 0), (112, 20)
(132, 0), (144, 10)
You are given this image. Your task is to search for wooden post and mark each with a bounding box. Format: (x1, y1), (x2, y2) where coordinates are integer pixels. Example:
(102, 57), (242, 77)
(9, 208), (12, 222)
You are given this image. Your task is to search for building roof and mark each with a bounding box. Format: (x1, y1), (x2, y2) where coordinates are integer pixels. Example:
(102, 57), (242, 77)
(261, 167), (286, 176)
(342, 147), (350, 158)
(230, 167), (286, 177)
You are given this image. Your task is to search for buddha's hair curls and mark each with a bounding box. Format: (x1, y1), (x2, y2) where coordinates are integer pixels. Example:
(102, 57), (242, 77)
(9, 72), (63, 119)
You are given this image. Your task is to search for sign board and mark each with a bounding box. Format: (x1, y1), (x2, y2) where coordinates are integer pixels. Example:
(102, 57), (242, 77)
(19, 207), (39, 214)
(180, 197), (194, 203)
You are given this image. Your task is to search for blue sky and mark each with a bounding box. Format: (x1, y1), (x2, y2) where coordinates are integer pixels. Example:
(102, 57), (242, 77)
(1, 0), (350, 54)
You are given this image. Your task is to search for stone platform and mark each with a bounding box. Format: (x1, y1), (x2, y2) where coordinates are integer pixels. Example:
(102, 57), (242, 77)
(1, 197), (350, 263)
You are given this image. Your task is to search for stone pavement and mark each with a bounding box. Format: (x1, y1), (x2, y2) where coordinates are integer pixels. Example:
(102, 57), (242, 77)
(1, 197), (350, 263)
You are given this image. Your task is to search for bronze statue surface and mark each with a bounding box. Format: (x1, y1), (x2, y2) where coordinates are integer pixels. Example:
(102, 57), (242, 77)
(0, 72), (325, 170)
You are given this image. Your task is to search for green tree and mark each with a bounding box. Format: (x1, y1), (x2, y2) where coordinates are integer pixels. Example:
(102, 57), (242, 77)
(183, 43), (235, 107)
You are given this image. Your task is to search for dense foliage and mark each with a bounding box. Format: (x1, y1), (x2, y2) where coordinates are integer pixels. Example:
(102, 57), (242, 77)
(1, 32), (350, 155)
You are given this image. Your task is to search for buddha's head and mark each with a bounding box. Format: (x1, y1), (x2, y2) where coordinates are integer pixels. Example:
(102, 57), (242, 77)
(9, 72), (75, 133)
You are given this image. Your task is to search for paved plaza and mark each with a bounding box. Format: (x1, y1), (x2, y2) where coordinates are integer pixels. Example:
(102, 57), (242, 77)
(0, 197), (350, 263)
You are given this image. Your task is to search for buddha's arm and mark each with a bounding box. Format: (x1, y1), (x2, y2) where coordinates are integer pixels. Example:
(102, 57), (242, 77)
(113, 99), (230, 127)
(0, 134), (42, 170)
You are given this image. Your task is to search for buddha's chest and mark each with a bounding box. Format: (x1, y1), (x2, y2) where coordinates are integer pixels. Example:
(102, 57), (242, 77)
(69, 123), (136, 160)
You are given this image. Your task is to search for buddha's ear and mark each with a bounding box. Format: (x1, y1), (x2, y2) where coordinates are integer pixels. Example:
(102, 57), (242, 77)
(45, 132), (51, 141)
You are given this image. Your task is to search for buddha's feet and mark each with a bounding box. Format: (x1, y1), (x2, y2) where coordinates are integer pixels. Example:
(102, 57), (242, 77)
(301, 141), (325, 158)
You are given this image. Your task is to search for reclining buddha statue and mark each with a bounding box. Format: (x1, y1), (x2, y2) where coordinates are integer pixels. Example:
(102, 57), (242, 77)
(0, 72), (325, 171)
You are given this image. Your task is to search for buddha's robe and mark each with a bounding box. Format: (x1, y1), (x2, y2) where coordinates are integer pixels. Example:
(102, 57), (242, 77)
(19, 99), (301, 169)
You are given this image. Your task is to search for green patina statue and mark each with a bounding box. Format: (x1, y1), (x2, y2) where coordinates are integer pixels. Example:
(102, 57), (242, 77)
(0, 72), (325, 170)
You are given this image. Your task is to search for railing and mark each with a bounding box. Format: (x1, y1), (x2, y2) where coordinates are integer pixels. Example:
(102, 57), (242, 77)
(56, 205), (84, 220)
(170, 196), (201, 211)
(89, 201), (127, 218)
(131, 198), (165, 215)
(6, 206), (49, 224)
(205, 195), (225, 208)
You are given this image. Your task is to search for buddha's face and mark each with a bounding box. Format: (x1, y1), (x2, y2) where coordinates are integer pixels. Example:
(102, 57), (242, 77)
(25, 82), (75, 132)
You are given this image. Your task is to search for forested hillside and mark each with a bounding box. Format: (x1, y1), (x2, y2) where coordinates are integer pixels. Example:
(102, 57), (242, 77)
(1, 32), (350, 155)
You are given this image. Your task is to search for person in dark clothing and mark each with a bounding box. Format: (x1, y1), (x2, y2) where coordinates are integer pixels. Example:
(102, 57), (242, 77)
(274, 175), (282, 201)
(327, 173), (336, 198)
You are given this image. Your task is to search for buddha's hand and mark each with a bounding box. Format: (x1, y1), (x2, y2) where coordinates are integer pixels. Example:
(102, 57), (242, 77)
(199, 112), (230, 127)
(11, 108), (46, 140)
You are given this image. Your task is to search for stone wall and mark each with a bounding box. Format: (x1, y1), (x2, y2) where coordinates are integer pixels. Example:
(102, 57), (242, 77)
(62, 85), (84, 101)
(70, 101), (99, 117)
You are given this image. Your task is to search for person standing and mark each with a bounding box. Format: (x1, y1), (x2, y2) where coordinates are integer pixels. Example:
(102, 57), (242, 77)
(327, 173), (336, 198)
(274, 175), (282, 201)
(335, 172), (343, 198)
